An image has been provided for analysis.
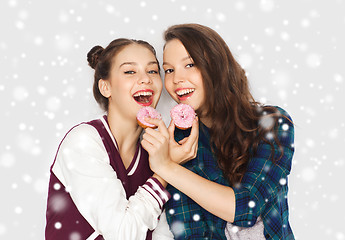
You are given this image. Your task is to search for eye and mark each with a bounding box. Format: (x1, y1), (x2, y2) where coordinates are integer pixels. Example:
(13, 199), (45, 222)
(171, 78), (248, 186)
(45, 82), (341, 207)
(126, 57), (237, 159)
(124, 71), (135, 74)
(164, 69), (174, 74)
(148, 70), (159, 74)
(186, 63), (194, 68)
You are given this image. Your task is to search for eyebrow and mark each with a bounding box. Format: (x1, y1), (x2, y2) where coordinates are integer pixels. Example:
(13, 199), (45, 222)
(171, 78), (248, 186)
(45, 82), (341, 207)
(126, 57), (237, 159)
(120, 61), (158, 67)
(163, 56), (192, 66)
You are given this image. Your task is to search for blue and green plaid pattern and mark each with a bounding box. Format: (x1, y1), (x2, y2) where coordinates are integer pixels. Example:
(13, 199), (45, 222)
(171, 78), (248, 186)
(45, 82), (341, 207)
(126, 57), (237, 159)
(166, 120), (229, 239)
(165, 106), (295, 240)
(232, 107), (295, 239)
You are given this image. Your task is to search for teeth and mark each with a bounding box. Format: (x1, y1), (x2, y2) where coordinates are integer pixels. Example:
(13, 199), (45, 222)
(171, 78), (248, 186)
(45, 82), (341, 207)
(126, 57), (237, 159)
(133, 91), (153, 97)
(176, 88), (195, 96)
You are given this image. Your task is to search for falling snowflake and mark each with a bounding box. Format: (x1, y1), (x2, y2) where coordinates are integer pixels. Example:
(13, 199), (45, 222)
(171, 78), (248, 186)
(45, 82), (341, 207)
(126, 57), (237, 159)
(193, 214), (200, 221)
(279, 178), (287, 185)
(70, 232), (82, 240)
(54, 222), (62, 229)
(170, 221), (184, 237)
(248, 200), (256, 208)
(173, 193), (180, 201)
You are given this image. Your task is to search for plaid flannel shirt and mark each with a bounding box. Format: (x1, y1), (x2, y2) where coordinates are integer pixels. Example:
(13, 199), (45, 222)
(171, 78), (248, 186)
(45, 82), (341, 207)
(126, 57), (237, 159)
(165, 106), (295, 240)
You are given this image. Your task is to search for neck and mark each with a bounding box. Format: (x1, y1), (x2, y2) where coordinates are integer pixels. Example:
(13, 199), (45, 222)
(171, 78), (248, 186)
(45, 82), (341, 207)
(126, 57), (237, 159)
(200, 116), (213, 128)
(107, 107), (142, 153)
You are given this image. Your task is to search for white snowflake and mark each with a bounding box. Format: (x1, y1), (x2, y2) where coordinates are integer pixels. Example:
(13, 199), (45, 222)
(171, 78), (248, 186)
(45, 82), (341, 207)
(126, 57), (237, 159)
(14, 206), (23, 214)
(0, 223), (7, 236)
(70, 232), (82, 240)
(13, 86), (29, 101)
(260, 0), (275, 12)
(279, 178), (287, 185)
(238, 53), (253, 69)
(54, 222), (62, 229)
(248, 200), (256, 208)
(170, 220), (184, 237)
(173, 193), (180, 201)
(306, 53), (322, 68)
(334, 73), (343, 83)
(301, 167), (316, 182)
(216, 12), (226, 22)
(282, 123), (289, 131)
(0, 152), (16, 168)
(193, 214), (200, 221)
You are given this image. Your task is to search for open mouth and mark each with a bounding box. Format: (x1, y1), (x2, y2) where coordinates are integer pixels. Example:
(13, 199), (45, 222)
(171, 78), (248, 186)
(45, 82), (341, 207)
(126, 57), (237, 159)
(176, 88), (195, 101)
(133, 90), (154, 106)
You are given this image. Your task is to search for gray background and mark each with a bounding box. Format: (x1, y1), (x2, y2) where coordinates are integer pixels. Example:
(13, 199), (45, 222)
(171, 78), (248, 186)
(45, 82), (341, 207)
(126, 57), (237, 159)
(1, 0), (344, 239)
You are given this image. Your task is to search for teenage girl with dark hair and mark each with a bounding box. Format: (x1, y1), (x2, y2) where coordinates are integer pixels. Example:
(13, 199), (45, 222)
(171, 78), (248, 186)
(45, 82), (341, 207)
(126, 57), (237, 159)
(142, 24), (295, 239)
(45, 38), (173, 240)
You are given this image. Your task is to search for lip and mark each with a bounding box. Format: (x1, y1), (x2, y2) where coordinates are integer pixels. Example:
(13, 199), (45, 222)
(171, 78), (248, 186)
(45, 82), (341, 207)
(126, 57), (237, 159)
(175, 88), (194, 101)
(133, 89), (154, 106)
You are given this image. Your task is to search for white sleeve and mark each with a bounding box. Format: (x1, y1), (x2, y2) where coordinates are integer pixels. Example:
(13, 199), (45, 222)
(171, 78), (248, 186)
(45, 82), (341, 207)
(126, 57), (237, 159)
(52, 124), (171, 240)
(152, 210), (174, 240)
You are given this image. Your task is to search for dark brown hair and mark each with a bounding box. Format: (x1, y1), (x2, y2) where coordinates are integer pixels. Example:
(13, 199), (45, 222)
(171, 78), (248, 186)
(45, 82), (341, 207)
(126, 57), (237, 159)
(164, 24), (284, 185)
(87, 38), (160, 112)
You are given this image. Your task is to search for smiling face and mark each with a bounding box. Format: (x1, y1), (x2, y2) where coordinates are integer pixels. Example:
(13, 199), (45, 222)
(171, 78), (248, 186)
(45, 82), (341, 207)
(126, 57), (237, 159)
(163, 39), (205, 114)
(101, 43), (162, 119)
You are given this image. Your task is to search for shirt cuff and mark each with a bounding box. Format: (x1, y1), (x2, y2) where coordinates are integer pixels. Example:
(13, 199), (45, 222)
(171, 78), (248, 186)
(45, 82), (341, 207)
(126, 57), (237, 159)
(142, 177), (171, 208)
(232, 185), (259, 227)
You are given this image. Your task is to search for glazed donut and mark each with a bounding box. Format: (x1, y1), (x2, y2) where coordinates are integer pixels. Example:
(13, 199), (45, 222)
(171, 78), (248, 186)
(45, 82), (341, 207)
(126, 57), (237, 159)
(170, 104), (196, 130)
(136, 106), (162, 129)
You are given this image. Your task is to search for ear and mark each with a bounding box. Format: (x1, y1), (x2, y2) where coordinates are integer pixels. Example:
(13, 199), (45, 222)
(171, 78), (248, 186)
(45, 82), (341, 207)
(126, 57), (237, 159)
(98, 79), (111, 98)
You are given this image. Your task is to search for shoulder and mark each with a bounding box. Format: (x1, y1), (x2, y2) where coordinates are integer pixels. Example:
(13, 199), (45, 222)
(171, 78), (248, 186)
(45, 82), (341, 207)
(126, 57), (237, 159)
(260, 105), (294, 134)
(52, 121), (109, 180)
(261, 105), (292, 121)
(57, 122), (107, 158)
(269, 106), (294, 136)
(256, 105), (295, 156)
(272, 105), (293, 123)
(63, 123), (101, 146)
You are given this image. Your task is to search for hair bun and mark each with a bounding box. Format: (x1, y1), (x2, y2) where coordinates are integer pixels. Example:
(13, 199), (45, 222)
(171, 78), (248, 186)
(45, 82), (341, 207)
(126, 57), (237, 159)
(87, 45), (104, 69)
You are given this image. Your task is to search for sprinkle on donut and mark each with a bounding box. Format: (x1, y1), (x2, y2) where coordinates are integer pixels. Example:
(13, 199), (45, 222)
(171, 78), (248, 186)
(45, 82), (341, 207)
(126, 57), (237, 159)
(136, 106), (162, 129)
(170, 104), (196, 130)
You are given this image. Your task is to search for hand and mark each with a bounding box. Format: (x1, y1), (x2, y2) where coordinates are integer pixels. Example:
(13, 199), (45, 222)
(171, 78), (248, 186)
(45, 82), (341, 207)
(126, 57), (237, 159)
(140, 118), (171, 174)
(167, 117), (199, 165)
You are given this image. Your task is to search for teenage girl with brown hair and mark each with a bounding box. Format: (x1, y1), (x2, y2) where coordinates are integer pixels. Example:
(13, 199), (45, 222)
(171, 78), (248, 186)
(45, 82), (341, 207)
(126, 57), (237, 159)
(142, 24), (295, 239)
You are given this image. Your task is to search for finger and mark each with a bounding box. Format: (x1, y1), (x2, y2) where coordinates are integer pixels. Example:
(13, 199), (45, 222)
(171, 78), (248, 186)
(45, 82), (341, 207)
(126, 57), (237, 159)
(185, 117), (199, 145)
(140, 139), (152, 152)
(145, 118), (169, 138)
(168, 120), (177, 143)
(167, 119), (175, 137)
(178, 137), (188, 145)
(191, 137), (198, 157)
(142, 131), (161, 147)
(144, 128), (167, 145)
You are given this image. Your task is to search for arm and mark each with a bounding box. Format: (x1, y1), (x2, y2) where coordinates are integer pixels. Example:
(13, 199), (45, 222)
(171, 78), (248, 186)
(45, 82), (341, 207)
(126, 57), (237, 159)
(152, 210), (174, 239)
(142, 110), (294, 225)
(53, 124), (170, 239)
(231, 108), (295, 227)
(141, 118), (236, 222)
(152, 160), (237, 222)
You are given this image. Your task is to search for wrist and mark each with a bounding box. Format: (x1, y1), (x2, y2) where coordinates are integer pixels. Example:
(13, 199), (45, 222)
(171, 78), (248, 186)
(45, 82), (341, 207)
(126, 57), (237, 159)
(153, 158), (174, 179)
(152, 174), (167, 188)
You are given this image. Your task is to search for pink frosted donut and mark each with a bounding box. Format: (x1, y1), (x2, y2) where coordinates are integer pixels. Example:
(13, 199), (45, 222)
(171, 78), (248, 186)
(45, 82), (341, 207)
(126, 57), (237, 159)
(136, 106), (162, 129)
(170, 104), (196, 130)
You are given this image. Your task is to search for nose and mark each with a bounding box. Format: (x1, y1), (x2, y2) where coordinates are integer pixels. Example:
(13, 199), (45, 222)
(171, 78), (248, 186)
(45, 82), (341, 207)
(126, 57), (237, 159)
(172, 70), (184, 84)
(138, 72), (152, 84)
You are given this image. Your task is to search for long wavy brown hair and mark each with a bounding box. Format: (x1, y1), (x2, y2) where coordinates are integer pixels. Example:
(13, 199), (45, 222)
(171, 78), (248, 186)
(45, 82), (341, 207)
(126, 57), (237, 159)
(164, 24), (284, 185)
